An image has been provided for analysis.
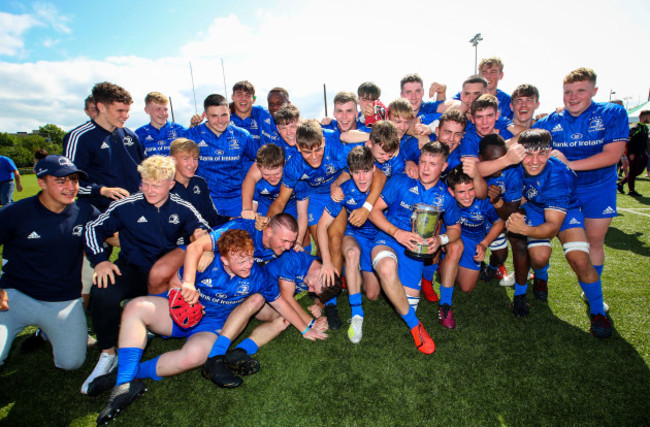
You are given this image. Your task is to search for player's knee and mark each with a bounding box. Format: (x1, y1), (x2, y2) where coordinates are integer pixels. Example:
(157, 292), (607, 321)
(245, 294), (265, 313)
(343, 246), (361, 265)
(446, 239), (463, 259)
(364, 284), (380, 301)
(179, 349), (209, 370)
(373, 258), (397, 281)
(55, 351), (86, 371)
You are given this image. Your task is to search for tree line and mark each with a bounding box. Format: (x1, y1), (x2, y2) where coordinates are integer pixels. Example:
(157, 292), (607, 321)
(0, 124), (65, 171)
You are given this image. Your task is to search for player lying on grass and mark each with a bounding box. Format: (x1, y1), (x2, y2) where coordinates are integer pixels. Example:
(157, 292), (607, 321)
(317, 146), (381, 344)
(504, 129), (613, 338)
(92, 229), (326, 424)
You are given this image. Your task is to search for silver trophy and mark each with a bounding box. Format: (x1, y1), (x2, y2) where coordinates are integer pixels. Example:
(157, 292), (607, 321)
(405, 203), (443, 259)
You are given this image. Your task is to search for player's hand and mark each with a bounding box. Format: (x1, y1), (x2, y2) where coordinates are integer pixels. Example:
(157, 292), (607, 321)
(394, 229), (424, 252)
(349, 207), (369, 227)
(550, 149), (570, 166)
(361, 102), (374, 119)
(473, 242), (487, 262)
(16, 183), (23, 192)
(241, 209), (257, 220)
(308, 303), (323, 318)
(428, 82), (447, 99)
(93, 261), (121, 288)
(506, 213), (529, 235)
(461, 157), (479, 179)
(425, 236), (442, 254)
(535, 112), (549, 120)
(321, 117), (332, 126)
(255, 215), (270, 231)
(487, 184), (502, 205)
(197, 251), (215, 273)
(190, 114), (203, 127)
(0, 288), (8, 311)
(100, 186), (130, 200)
(319, 262), (338, 287)
(330, 184), (344, 202)
(505, 143), (525, 165)
(302, 327), (328, 341)
(190, 228), (208, 242)
(405, 161), (419, 179)
(313, 316), (328, 332)
(414, 122), (432, 136)
(180, 282), (199, 305)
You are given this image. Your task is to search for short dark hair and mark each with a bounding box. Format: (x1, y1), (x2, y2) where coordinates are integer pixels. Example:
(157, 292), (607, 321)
(334, 91), (357, 106)
(400, 73), (423, 91)
(204, 94), (228, 111)
(368, 120), (399, 153)
(357, 82), (381, 100)
(478, 134), (507, 159)
(347, 145), (375, 173)
(296, 119), (323, 149)
(511, 84), (540, 102)
(92, 82), (132, 106)
(446, 164), (472, 190)
(471, 94), (499, 116)
(462, 75), (488, 89)
(518, 128), (552, 151)
(274, 104), (300, 125)
(315, 268), (342, 303)
(232, 80), (255, 95)
(256, 143), (285, 169)
(84, 95), (95, 109)
(421, 141), (449, 162)
(438, 109), (467, 130)
(268, 213), (299, 234)
(268, 87), (289, 101)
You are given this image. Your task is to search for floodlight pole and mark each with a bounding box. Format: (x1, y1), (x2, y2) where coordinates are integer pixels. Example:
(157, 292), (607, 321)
(469, 33), (483, 74)
(609, 89), (616, 101)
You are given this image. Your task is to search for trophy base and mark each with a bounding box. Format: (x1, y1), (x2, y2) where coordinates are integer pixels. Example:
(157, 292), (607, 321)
(405, 250), (436, 259)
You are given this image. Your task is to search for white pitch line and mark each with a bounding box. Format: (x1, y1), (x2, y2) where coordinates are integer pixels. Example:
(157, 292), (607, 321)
(618, 208), (650, 218)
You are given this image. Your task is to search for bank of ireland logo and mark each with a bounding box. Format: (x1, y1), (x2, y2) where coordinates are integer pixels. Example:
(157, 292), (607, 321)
(571, 133), (583, 140)
(169, 214), (180, 224)
(215, 149), (225, 155)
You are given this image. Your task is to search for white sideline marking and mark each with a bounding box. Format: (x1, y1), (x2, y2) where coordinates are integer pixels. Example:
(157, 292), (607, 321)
(618, 208), (650, 218)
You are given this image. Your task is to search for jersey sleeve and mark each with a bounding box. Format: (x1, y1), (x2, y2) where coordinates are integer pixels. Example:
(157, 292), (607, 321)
(442, 192), (461, 226)
(604, 104), (630, 144)
(254, 267), (281, 303)
(84, 201), (125, 265)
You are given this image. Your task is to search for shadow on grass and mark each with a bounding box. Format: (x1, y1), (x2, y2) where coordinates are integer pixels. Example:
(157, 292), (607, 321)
(605, 226), (650, 257)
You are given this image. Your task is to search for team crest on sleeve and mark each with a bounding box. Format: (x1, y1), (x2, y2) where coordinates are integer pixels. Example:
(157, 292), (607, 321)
(193, 185), (201, 194)
(72, 225), (84, 236)
(123, 136), (134, 146)
(168, 214), (180, 224)
(325, 164), (336, 175)
(525, 185), (538, 200)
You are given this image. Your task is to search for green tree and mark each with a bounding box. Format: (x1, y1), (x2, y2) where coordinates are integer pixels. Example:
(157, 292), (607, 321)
(38, 124), (66, 146)
(0, 132), (15, 147)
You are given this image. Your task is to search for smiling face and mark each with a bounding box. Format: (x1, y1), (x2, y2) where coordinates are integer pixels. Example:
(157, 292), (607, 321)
(259, 165), (283, 186)
(450, 181), (476, 208)
(388, 112), (412, 139)
(145, 102), (169, 129)
(401, 81), (424, 112)
(277, 120), (298, 146)
(232, 90), (254, 116)
(436, 120), (465, 152)
(267, 92), (288, 117)
(265, 226), (298, 256)
(297, 140), (325, 168)
(171, 150), (198, 183)
(204, 105), (231, 134)
(97, 101), (130, 130)
(140, 177), (174, 207)
(222, 251), (255, 278)
(479, 65), (503, 93)
(333, 101), (358, 132)
(511, 95), (539, 124)
(38, 174), (80, 210)
(522, 148), (550, 176)
(563, 80), (597, 117)
(460, 82), (486, 109)
(472, 107), (498, 137)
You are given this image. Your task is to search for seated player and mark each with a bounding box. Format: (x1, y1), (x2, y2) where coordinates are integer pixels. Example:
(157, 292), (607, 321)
(504, 129), (613, 339)
(94, 229), (326, 424)
(1, 156), (98, 371)
(317, 146), (381, 344)
(82, 155), (210, 394)
(446, 165), (504, 294)
(135, 92), (187, 157)
(182, 94), (257, 217)
(369, 142), (462, 352)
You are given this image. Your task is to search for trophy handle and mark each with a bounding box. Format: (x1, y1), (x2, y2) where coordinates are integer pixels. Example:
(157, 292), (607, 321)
(429, 217), (444, 265)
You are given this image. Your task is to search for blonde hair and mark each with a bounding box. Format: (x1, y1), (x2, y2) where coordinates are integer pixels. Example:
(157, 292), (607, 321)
(388, 98), (415, 121)
(137, 155), (175, 181)
(563, 67), (597, 85)
(479, 57), (504, 73)
(170, 138), (199, 156)
(144, 92), (169, 106)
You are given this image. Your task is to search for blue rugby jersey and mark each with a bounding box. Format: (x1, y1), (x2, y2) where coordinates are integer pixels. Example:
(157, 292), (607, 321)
(254, 178), (297, 216)
(324, 179), (379, 240)
(521, 157), (581, 217)
(230, 105), (273, 146)
(63, 121), (144, 211)
(0, 156), (17, 182)
(486, 166), (524, 204)
(457, 198), (501, 240)
(453, 89), (513, 119)
(135, 122), (186, 157)
(181, 123), (256, 203)
(208, 218), (277, 264)
(460, 127), (513, 159)
(379, 174), (460, 231)
(534, 101), (629, 188)
(0, 196), (99, 301)
(85, 193), (209, 271)
(265, 250), (317, 294)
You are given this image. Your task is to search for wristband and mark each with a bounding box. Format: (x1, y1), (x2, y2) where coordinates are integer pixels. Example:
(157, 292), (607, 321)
(362, 201), (373, 211)
(308, 319), (315, 329)
(182, 281), (193, 287)
(301, 326), (310, 335)
(439, 234), (450, 245)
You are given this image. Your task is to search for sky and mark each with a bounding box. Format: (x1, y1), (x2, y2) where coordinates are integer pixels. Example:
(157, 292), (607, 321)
(1, 0), (649, 133)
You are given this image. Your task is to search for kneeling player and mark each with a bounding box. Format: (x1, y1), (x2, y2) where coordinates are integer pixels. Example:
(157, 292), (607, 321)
(446, 165), (504, 294)
(505, 129), (612, 338)
(94, 229), (325, 424)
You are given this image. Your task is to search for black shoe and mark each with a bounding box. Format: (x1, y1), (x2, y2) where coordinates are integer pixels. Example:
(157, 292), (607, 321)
(628, 191), (643, 197)
(87, 369), (118, 397)
(532, 278), (548, 302)
(96, 380), (146, 425)
(617, 182), (625, 194)
(590, 313), (613, 339)
(201, 356), (243, 388)
(512, 294), (529, 317)
(224, 348), (260, 376)
(325, 304), (342, 330)
(20, 329), (48, 354)
(479, 262), (496, 282)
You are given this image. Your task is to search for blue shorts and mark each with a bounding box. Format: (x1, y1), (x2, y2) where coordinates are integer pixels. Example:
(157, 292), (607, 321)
(373, 231), (426, 290)
(169, 316), (224, 338)
(257, 199), (298, 220)
(576, 183), (617, 219)
(345, 231), (374, 273)
(460, 234), (481, 271)
(307, 193), (331, 227)
(523, 205), (585, 233)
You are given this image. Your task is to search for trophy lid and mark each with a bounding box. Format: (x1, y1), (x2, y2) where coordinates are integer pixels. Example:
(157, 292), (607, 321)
(414, 203), (444, 213)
